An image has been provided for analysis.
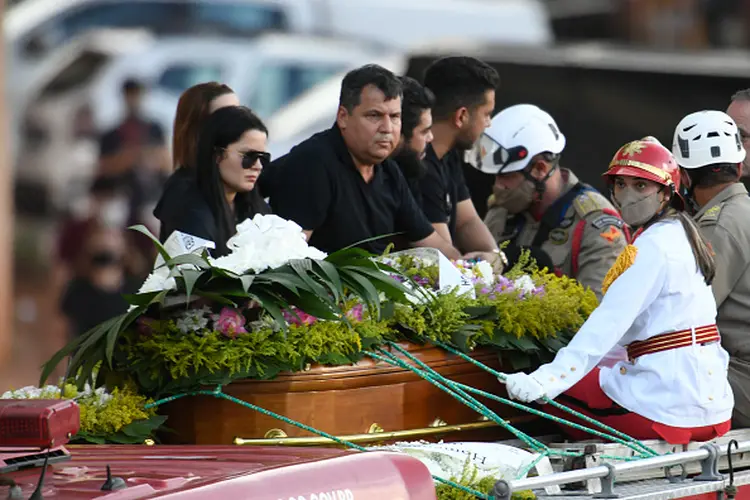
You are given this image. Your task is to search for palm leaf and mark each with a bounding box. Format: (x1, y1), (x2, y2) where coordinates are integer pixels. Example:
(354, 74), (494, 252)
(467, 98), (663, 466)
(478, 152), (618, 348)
(289, 259), (332, 303)
(129, 224), (172, 265)
(311, 260), (344, 302)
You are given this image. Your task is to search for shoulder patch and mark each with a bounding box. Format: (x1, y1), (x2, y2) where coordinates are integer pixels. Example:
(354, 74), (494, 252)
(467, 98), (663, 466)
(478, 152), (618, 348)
(572, 190), (609, 218)
(591, 214), (624, 230)
(699, 204), (722, 224)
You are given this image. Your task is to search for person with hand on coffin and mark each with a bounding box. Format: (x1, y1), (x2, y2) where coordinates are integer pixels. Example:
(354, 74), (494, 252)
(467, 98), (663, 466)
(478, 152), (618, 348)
(260, 64), (479, 262)
(501, 138), (733, 444)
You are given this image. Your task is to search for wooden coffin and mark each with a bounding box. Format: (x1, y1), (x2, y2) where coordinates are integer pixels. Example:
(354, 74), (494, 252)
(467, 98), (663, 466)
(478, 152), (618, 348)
(160, 342), (539, 445)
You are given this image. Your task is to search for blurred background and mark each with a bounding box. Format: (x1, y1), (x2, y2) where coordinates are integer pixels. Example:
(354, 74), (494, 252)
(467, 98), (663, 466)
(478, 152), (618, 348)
(2, 0), (750, 389)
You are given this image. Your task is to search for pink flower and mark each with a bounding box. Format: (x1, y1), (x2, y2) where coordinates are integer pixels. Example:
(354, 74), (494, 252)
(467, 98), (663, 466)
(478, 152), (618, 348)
(282, 307), (317, 326)
(346, 303), (365, 322)
(214, 307), (248, 338)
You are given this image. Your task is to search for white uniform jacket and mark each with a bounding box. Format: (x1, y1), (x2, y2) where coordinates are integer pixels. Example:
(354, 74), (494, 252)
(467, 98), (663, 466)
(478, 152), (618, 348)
(531, 220), (733, 427)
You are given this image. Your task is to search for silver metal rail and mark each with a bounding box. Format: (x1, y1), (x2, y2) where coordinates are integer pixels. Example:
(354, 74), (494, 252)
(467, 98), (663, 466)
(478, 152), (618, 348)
(505, 440), (750, 494)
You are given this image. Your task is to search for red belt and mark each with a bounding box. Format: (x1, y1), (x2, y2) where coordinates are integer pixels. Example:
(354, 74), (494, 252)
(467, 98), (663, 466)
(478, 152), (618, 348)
(626, 325), (720, 361)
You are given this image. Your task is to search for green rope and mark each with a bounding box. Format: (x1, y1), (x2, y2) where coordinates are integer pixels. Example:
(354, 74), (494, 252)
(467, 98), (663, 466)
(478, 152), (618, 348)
(428, 340), (660, 458)
(368, 347), (646, 472)
(367, 348), (546, 453)
(145, 386), (490, 499)
(451, 381), (649, 458)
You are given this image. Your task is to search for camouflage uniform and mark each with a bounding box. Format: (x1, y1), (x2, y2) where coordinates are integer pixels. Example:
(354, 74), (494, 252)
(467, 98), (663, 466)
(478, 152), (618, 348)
(695, 182), (750, 427)
(485, 169), (627, 300)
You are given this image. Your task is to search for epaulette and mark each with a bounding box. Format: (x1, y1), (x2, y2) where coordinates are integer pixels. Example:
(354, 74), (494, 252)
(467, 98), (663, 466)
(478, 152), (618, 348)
(572, 189), (608, 217)
(698, 204), (722, 225)
(572, 190), (624, 230)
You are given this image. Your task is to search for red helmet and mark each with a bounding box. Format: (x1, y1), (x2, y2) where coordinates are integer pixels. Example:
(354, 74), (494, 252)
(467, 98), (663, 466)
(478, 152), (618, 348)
(603, 138), (684, 208)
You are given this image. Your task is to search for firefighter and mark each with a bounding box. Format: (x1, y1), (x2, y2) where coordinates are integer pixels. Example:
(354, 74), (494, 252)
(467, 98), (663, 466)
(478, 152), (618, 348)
(671, 110), (750, 429)
(501, 139), (733, 444)
(471, 104), (626, 300)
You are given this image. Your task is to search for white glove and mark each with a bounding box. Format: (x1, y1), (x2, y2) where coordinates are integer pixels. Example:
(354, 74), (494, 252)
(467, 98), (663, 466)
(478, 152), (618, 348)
(500, 372), (546, 402)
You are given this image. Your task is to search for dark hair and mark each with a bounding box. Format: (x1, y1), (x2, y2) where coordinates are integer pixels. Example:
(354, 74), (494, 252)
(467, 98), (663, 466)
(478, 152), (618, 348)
(423, 56), (499, 120)
(195, 106), (270, 255)
(731, 88), (750, 103)
(173, 82), (235, 171)
(661, 209), (715, 285)
(339, 64), (402, 112)
(400, 76), (434, 142)
(685, 163), (739, 189)
(122, 78), (143, 94)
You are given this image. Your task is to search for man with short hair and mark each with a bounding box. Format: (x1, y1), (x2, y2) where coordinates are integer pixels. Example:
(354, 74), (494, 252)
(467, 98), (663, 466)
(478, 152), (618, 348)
(261, 64), (463, 258)
(475, 104), (626, 300)
(418, 56), (500, 257)
(672, 109), (750, 428)
(391, 76), (434, 206)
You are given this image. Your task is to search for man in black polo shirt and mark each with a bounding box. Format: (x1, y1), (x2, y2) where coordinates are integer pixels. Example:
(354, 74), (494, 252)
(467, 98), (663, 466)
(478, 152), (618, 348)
(261, 64), (461, 258)
(419, 57), (499, 255)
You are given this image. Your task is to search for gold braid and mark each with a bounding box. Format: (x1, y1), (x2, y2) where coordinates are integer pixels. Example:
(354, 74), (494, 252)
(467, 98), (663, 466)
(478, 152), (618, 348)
(601, 244), (638, 296)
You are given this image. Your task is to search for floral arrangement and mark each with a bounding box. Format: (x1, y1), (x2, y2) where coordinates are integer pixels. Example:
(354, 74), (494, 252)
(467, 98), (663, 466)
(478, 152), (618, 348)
(41, 215), (414, 392)
(2, 383), (164, 444)
(41, 214), (597, 399)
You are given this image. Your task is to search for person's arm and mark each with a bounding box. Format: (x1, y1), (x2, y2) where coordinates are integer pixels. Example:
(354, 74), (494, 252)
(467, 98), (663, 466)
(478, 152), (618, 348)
(529, 236), (666, 399)
(454, 199), (498, 252)
(412, 231), (462, 260)
(416, 158), (453, 245)
(575, 212), (628, 301)
(700, 222), (744, 307)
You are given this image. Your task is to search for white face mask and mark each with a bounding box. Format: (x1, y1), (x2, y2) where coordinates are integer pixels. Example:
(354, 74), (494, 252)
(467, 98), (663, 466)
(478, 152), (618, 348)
(99, 198), (129, 228)
(614, 188), (662, 227)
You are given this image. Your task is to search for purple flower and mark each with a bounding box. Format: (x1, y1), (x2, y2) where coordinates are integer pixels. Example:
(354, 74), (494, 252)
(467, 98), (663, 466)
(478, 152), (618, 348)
(346, 303), (365, 322)
(480, 287), (491, 295)
(214, 307), (248, 338)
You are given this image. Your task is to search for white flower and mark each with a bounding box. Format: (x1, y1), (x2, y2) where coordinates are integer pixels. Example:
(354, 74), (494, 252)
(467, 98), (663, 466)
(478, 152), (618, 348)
(138, 266), (177, 294)
(513, 275), (536, 294)
(474, 261), (495, 285)
(209, 214), (327, 275)
(3, 385), (62, 399)
(174, 306), (211, 334)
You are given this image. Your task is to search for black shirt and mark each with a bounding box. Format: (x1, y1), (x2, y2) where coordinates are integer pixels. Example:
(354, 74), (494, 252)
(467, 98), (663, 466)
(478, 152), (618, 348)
(418, 145), (472, 240)
(153, 169), (270, 256)
(262, 125), (434, 254)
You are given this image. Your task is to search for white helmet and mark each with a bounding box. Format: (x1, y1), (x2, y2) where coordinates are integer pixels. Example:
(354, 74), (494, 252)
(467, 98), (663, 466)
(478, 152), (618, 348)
(466, 104), (566, 175)
(672, 110), (745, 169)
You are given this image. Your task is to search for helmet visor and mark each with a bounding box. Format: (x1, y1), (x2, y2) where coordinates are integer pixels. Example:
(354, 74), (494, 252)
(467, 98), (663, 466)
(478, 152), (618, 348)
(466, 134), (529, 175)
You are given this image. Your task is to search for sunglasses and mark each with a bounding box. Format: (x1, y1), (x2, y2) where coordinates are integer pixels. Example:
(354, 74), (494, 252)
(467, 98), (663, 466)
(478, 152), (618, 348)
(222, 148), (271, 169)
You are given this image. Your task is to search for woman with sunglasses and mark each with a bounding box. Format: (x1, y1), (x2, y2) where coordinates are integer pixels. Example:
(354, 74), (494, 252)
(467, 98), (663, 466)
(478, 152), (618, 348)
(155, 106), (270, 256)
(501, 138), (733, 444)
(155, 82), (240, 241)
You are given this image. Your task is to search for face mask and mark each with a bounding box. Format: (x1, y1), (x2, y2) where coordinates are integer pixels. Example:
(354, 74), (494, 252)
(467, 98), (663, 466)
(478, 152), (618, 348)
(614, 188), (662, 227)
(493, 180), (535, 214)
